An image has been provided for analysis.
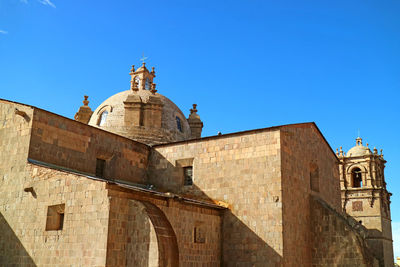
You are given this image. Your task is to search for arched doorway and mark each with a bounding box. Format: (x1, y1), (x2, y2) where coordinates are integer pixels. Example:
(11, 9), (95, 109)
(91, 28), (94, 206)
(126, 200), (179, 267)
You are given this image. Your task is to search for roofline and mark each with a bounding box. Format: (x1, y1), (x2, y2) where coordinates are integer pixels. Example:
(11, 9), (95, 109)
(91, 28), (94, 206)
(308, 122), (340, 162)
(27, 158), (227, 210)
(153, 122), (339, 161)
(0, 98), (149, 150)
(153, 122), (314, 147)
(2, 98), (337, 161)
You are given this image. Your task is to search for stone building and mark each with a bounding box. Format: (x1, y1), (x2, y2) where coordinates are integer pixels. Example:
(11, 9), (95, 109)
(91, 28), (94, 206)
(338, 138), (394, 266)
(0, 62), (394, 266)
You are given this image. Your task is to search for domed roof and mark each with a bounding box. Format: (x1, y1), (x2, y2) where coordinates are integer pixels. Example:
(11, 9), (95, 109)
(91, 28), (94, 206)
(346, 137), (371, 157)
(88, 89), (191, 145)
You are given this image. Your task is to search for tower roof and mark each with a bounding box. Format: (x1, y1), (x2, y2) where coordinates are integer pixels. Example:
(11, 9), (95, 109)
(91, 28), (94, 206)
(346, 137), (371, 157)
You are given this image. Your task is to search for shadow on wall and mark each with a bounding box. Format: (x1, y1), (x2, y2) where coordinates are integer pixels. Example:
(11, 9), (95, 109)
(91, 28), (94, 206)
(0, 212), (36, 266)
(222, 210), (282, 266)
(310, 196), (379, 267)
(146, 150), (283, 266)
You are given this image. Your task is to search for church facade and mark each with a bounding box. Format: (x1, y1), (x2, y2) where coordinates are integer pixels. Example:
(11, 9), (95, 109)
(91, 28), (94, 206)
(0, 63), (394, 266)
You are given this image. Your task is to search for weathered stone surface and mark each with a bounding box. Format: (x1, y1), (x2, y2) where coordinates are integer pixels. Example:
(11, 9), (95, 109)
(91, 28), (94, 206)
(0, 97), (390, 267)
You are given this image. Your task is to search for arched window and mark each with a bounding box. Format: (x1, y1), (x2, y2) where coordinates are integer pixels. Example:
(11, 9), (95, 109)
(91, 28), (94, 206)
(98, 110), (108, 126)
(352, 167), (362, 188)
(176, 116), (183, 132)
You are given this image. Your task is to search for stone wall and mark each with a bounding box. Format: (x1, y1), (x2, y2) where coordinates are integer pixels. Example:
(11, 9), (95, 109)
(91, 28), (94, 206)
(105, 191), (221, 267)
(280, 124), (341, 266)
(1, 162), (110, 266)
(106, 196), (160, 267)
(311, 196), (379, 267)
(150, 129), (284, 266)
(28, 108), (149, 184)
(344, 189), (394, 266)
(159, 202), (221, 266)
(0, 101), (35, 265)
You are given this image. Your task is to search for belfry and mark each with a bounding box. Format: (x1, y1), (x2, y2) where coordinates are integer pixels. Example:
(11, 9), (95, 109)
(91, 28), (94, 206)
(338, 137), (393, 266)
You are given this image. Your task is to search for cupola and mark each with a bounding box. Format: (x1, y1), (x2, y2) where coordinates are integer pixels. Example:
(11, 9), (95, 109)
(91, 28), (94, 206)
(346, 137), (372, 157)
(87, 62), (193, 145)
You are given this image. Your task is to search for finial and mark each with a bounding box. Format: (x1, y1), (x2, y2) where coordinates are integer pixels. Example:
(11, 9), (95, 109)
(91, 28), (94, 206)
(373, 147), (378, 155)
(130, 65), (135, 74)
(190, 104), (198, 114)
(151, 67), (155, 74)
(83, 95), (89, 106)
(380, 149), (383, 156)
(339, 146), (343, 157)
(366, 143), (369, 147)
(336, 148), (339, 156)
(150, 83), (157, 94)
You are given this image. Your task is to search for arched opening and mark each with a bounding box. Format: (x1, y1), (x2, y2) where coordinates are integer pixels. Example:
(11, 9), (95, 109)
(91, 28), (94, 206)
(126, 200), (179, 267)
(352, 167), (362, 188)
(98, 110), (108, 126)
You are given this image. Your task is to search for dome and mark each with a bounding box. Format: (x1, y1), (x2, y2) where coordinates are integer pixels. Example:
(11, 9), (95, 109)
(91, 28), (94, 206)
(346, 137), (371, 157)
(88, 89), (191, 145)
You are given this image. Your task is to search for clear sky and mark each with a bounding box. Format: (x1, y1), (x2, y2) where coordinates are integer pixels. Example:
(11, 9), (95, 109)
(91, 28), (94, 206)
(1, 0), (399, 260)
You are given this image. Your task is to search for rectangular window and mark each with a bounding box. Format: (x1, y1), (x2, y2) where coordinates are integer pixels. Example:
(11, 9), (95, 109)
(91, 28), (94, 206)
(46, 204), (65, 231)
(194, 226), (205, 243)
(183, 166), (193, 186)
(96, 158), (106, 178)
(310, 163), (319, 192)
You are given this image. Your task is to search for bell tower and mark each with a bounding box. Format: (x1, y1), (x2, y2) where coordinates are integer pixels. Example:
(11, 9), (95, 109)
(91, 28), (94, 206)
(337, 137), (393, 267)
(124, 62), (163, 129)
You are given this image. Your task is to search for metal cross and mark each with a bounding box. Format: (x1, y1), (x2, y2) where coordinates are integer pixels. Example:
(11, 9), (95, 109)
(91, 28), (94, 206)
(140, 53), (148, 64)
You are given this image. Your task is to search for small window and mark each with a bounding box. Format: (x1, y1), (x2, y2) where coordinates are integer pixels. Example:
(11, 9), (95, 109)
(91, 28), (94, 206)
(46, 204), (65, 231)
(176, 116), (183, 132)
(183, 166), (193, 186)
(194, 226), (205, 243)
(310, 162), (319, 192)
(98, 111), (108, 126)
(145, 78), (151, 90)
(96, 158), (106, 178)
(352, 168), (362, 188)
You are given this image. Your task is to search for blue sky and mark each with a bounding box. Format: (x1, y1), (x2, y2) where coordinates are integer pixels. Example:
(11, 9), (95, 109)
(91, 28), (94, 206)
(1, 0), (400, 260)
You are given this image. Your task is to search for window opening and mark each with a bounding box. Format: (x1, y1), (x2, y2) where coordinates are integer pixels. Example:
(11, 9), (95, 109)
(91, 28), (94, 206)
(46, 204), (65, 231)
(96, 158), (106, 178)
(176, 116), (183, 132)
(98, 110), (108, 126)
(310, 162), (319, 192)
(145, 78), (151, 90)
(352, 168), (362, 188)
(184, 166), (193, 186)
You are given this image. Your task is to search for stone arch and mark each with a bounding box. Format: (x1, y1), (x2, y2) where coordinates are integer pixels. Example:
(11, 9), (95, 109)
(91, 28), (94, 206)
(141, 202), (179, 267)
(345, 164), (367, 175)
(126, 200), (179, 267)
(96, 105), (113, 126)
(345, 164), (368, 188)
